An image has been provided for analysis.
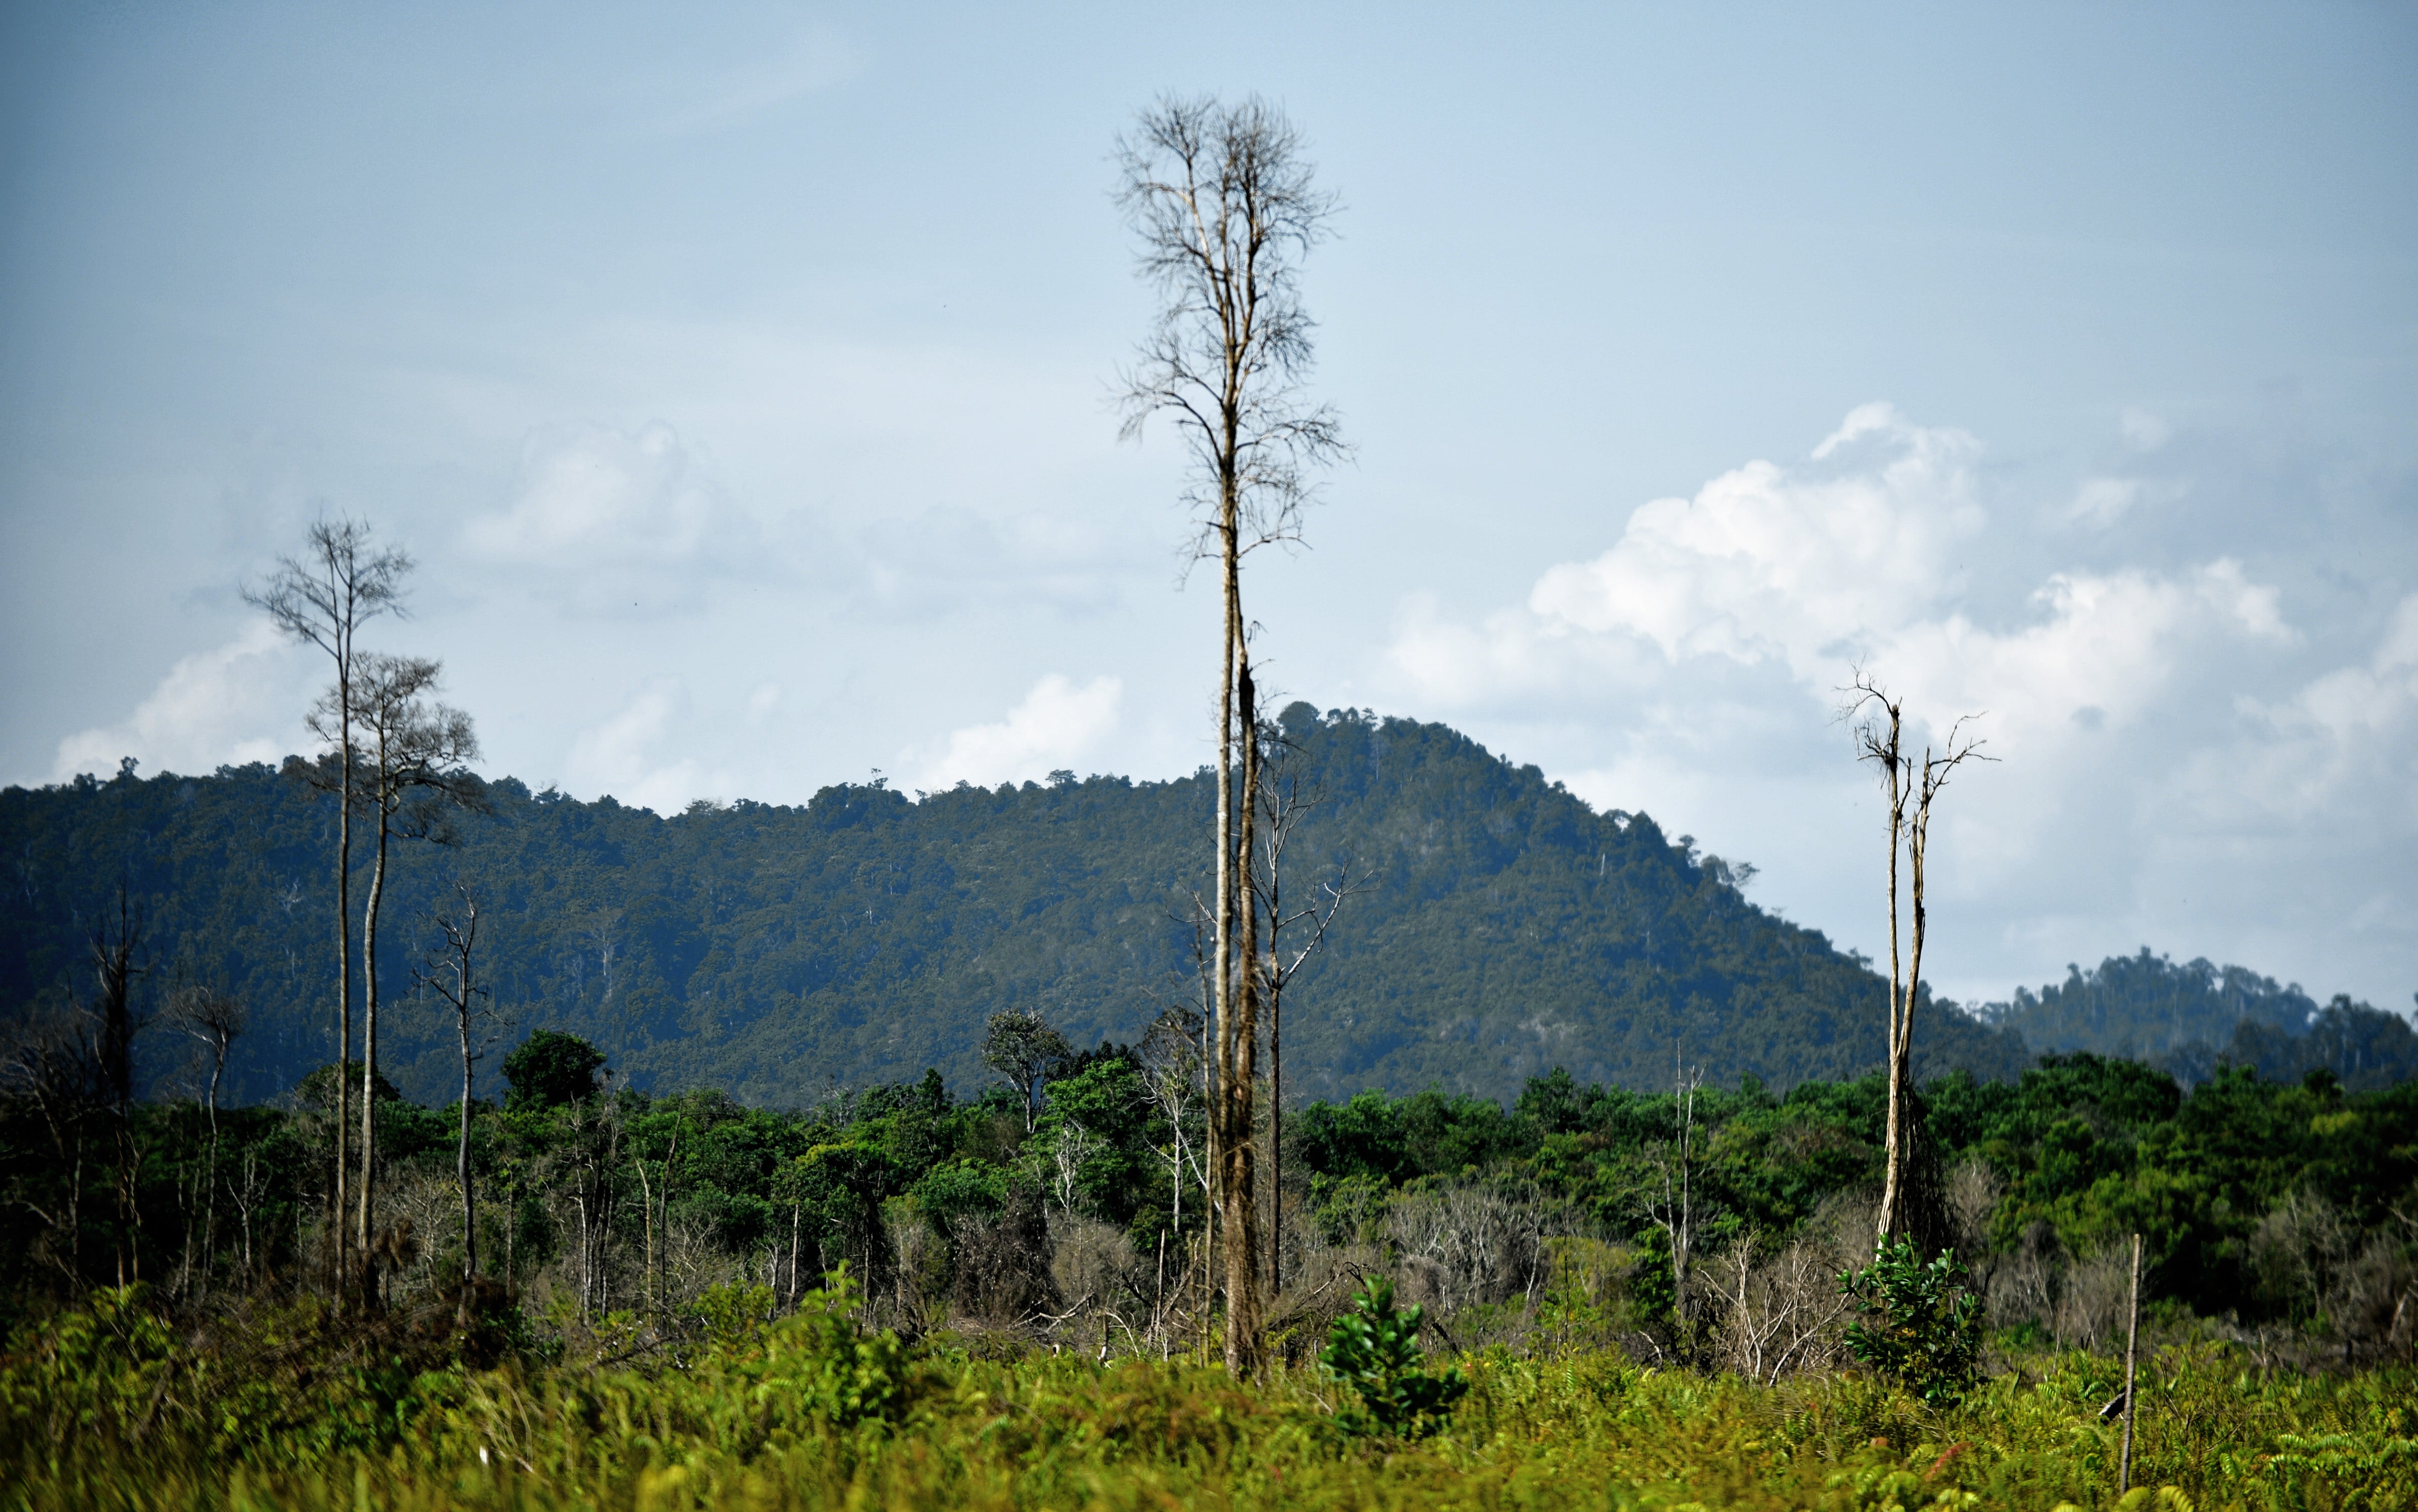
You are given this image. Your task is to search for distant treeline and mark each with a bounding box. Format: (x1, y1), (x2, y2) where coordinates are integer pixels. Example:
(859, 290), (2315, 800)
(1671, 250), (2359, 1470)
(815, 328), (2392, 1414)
(1978, 948), (2418, 1091)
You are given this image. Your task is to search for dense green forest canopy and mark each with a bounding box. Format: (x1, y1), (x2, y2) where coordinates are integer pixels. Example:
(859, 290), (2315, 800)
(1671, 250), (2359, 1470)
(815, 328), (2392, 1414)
(4, 706), (2408, 1109)
(1976, 948), (2418, 1090)
(2, 707), (2029, 1106)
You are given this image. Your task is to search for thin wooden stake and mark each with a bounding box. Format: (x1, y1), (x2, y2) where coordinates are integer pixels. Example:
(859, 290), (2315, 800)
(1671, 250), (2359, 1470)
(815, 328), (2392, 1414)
(2120, 1231), (2142, 1494)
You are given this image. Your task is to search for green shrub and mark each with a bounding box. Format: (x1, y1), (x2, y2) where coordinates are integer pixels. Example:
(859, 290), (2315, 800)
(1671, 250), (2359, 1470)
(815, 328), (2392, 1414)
(1839, 1236), (1983, 1404)
(1318, 1275), (1468, 1438)
(691, 1282), (777, 1351)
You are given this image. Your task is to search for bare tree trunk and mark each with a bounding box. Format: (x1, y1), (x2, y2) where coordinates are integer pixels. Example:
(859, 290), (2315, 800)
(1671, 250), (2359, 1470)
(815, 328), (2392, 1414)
(334, 727), (353, 1291)
(1846, 675), (1985, 1252)
(1118, 97), (1345, 1377)
(1875, 706), (1909, 1247)
(201, 1041), (223, 1304)
(2120, 1231), (2142, 1493)
(1268, 942), (1282, 1299)
(92, 894), (145, 1288)
(358, 796), (389, 1267)
(1221, 657), (1263, 1373)
(457, 1017), (476, 1285)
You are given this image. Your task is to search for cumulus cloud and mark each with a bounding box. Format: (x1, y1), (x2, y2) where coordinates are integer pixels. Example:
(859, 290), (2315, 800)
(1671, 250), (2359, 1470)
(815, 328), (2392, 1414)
(906, 674), (1122, 791)
(1383, 403), (2409, 1009)
(1407, 404), (2292, 759)
(1526, 402), (1986, 672)
(50, 620), (307, 781)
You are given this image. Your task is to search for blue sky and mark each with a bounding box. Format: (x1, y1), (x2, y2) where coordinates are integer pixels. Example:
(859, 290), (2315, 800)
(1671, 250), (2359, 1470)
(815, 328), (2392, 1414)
(4, 2), (2413, 1014)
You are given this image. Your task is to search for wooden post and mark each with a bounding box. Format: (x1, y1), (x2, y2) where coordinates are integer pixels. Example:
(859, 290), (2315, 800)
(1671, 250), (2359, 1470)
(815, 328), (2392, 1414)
(2120, 1231), (2142, 1494)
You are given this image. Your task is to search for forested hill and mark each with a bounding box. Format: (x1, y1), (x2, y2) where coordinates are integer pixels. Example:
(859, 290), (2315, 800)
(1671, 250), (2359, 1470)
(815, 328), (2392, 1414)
(1977, 948), (2418, 1090)
(3, 705), (2043, 1106)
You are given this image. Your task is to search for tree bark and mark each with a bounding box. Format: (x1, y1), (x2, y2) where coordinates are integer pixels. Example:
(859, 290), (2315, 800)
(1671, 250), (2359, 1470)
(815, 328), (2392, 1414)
(359, 783), (389, 1268)
(1221, 657), (1263, 1373)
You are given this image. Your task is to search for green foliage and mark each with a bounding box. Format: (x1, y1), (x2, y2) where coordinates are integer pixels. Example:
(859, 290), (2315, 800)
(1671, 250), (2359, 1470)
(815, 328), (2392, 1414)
(1840, 1237), (1983, 1405)
(6, 1304), (2409, 1510)
(691, 1282), (777, 1351)
(1319, 1275), (1469, 1438)
(500, 1029), (606, 1110)
(0, 711), (2043, 1110)
(749, 1271), (914, 1430)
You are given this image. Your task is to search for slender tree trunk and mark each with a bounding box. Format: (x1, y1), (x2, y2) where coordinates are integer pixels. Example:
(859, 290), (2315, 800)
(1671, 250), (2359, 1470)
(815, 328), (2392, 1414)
(1269, 965), (1282, 1299)
(2120, 1231), (2142, 1493)
(334, 696), (353, 1293)
(202, 1054), (222, 1303)
(358, 795), (390, 1266)
(1889, 797), (1929, 1242)
(1208, 505), (1237, 1367)
(1222, 656), (1264, 1373)
(1874, 733), (1908, 1249)
(638, 1159), (657, 1313)
(457, 1013), (477, 1287)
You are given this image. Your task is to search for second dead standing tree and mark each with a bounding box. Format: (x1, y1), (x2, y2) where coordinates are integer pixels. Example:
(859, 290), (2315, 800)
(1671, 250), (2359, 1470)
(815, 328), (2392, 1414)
(322, 654), (480, 1267)
(1116, 94), (1346, 1376)
(1841, 671), (1987, 1251)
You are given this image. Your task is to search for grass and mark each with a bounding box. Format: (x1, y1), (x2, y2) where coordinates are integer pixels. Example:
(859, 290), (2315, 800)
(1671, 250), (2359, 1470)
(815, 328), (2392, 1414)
(3, 1292), (2411, 1510)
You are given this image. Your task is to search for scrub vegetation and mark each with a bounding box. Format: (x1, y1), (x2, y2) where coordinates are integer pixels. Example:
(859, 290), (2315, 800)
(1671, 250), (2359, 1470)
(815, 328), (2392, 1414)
(4, 1021), (2412, 1506)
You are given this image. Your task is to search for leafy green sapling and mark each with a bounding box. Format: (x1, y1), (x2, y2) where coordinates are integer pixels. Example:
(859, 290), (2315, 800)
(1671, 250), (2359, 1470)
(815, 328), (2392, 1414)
(1839, 1236), (1983, 1404)
(1320, 1275), (1469, 1438)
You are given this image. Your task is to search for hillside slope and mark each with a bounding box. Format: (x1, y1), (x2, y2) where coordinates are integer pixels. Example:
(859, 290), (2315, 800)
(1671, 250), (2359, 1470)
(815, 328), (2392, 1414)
(1979, 948), (2418, 1091)
(2, 706), (2030, 1105)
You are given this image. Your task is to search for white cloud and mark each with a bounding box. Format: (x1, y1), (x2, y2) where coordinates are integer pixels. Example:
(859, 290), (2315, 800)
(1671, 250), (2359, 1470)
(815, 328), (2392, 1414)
(906, 674), (1122, 791)
(1378, 404), (2413, 1010)
(2180, 593), (2418, 825)
(1411, 406), (2291, 759)
(464, 422), (760, 611)
(50, 620), (307, 781)
(1525, 402), (1985, 675)
(566, 679), (713, 815)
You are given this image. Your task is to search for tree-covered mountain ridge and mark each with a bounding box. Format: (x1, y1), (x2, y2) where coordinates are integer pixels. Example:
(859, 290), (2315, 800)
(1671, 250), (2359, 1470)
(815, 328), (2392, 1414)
(5, 704), (2410, 1107)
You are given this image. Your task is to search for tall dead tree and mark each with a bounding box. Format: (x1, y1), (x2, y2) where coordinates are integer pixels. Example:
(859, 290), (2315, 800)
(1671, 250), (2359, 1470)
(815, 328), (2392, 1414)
(88, 889), (147, 1287)
(1117, 93), (1345, 1376)
(416, 883), (494, 1303)
(1841, 672), (1987, 1249)
(1644, 1055), (1705, 1338)
(248, 519), (411, 1289)
(165, 982), (244, 1302)
(322, 653), (480, 1265)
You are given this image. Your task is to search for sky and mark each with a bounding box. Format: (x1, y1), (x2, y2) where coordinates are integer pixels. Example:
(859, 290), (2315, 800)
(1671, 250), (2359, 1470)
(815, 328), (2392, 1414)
(4, 2), (2413, 1016)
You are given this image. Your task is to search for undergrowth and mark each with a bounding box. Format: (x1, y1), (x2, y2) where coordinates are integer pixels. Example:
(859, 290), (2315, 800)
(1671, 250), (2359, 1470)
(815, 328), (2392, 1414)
(3, 1288), (2410, 1510)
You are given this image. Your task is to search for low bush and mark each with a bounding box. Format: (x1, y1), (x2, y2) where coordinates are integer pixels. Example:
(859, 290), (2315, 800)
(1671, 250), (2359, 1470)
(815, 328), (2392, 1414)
(1319, 1274), (1469, 1438)
(1841, 1236), (1984, 1404)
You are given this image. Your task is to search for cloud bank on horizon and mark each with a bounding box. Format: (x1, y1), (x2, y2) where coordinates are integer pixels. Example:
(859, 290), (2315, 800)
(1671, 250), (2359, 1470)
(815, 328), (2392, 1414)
(1385, 403), (2415, 1014)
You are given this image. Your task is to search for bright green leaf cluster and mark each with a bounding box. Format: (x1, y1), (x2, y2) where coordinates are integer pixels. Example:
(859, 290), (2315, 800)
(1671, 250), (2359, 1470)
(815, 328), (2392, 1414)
(1840, 1237), (1984, 1405)
(1318, 1275), (1468, 1438)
